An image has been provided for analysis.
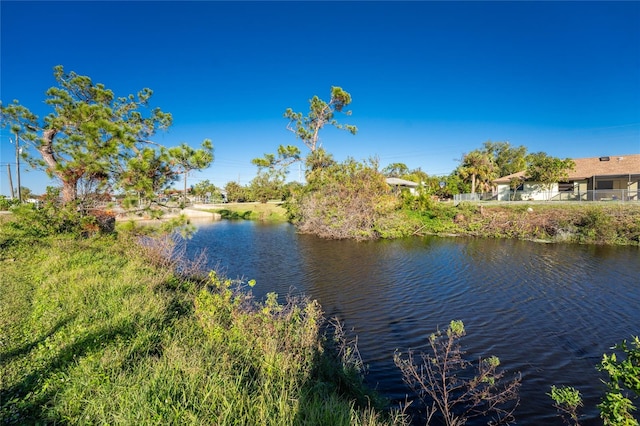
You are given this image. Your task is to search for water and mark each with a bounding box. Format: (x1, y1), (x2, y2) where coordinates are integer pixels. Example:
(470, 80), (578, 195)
(185, 220), (639, 425)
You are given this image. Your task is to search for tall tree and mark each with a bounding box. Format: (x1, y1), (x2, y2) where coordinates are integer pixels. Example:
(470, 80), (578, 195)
(403, 168), (429, 184)
(525, 152), (575, 193)
(382, 163), (410, 178)
(168, 140), (214, 204)
(284, 86), (357, 153)
(119, 146), (175, 206)
(224, 181), (247, 203)
(248, 172), (285, 203)
(252, 86), (357, 179)
(483, 140), (528, 178)
(458, 150), (496, 194)
(0, 66), (177, 204)
(191, 179), (218, 203)
(251, 145), (301, 175)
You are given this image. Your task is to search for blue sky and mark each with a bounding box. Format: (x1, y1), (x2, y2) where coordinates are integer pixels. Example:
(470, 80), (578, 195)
(1, 1), (639, 196)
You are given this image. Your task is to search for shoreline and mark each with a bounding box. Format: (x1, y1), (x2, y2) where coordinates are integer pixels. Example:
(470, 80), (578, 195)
(115, 207), (221, 222)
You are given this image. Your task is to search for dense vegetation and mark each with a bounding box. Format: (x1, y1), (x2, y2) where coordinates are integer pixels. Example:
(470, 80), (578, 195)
(0, 214), (403, 425)
(1, 66), (213, 210)
(2, 207), (638, 425)
(405, 201), (640, 246)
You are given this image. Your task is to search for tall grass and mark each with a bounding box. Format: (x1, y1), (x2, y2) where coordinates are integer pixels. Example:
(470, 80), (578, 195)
(410, 203), (640, 245)
(0, 224), (405, 425)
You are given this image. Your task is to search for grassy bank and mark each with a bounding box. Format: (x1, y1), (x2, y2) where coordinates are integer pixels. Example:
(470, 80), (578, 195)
(409, 202), (640, 245)
(0, 224), (403, 425)
(206, 202), (288, 222)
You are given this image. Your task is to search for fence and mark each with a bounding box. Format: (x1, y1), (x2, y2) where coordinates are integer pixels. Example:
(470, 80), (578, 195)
(454, 189), (640, 204)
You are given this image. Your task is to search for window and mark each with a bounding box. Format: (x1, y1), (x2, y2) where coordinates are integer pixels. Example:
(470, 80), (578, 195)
(558, 182), (573, 191)
(597, 180), (613, 190)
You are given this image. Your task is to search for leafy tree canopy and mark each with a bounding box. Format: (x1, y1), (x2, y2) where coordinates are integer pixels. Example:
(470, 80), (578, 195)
(382, 163), (410, 178)
(525, 152), (575, 189)
(191, 179), (219, 202)
(457, 149), (497, 194)
(252, 86), (357, 180)
(224, 181), (247, 203)
(483, 140), (528, 178)
(168, 139), (214, 203)
(284, 86), (357, 153)
(1, 66), (207, 208)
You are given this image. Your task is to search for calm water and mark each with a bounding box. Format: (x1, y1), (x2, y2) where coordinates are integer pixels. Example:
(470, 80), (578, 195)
(185, 220), (639, 425)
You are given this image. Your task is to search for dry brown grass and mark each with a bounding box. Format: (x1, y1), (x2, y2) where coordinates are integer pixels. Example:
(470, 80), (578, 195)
(454, 203), (640, 244)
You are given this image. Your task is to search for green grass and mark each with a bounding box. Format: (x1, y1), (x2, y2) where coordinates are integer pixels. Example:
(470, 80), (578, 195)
(0, 226), (404, 425)
(208, 202), (288, 222)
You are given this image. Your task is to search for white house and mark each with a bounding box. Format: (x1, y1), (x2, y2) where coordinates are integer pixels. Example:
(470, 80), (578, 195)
(386, 177), (420, 195)
(493, 154), (640, 201)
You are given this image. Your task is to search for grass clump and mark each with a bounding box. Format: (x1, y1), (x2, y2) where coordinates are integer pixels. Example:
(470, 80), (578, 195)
(0, 219), (403, 425)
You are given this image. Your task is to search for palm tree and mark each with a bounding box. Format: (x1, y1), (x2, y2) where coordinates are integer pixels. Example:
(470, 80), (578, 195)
(458, 150), (497, 194)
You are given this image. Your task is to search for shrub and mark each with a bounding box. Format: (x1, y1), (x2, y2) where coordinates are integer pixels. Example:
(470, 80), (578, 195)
(294, 159), (401, 240)
(549, 385), (583, 425)
(0, 196), (20, 211)
(598, 337), (640, 425)
(550, 336), (640, 426)
(576, 207), (617, 244)
(394, 320), (521, 425)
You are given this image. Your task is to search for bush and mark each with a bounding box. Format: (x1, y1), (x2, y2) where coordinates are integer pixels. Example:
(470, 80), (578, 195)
(293, 159), (401, 240)
(598, 337), (640, 425)
(394, 320), (521, 425)
(549, 385), (583, 425)
(576, 207), (617, 244)
(549, 336), (640, 426)
(0, 196), (20, 211)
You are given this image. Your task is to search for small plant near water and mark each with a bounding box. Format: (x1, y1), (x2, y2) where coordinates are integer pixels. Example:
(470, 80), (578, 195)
(549, 336), (640, 426)
(549, 385), (583, 425)
(394, 320), (521, 425)
(598, 337), (640, 426)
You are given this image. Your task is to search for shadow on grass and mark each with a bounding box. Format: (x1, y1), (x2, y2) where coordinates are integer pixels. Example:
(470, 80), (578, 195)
(293, 321), (390, 425)
(0, 321), (141, 425)
(216, 209), (252, 220)
(0, 315), (77, 366)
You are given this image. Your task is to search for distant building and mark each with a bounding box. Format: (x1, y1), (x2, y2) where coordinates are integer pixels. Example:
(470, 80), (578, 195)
(386, 177), (420, 195)
(493, 154), (640, 201)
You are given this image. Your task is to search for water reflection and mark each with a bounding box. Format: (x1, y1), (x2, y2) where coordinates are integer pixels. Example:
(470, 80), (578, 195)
(186, 221), (639, 425)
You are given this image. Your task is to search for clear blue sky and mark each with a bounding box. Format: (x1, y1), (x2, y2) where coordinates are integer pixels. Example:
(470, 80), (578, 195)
(2, 1), (639, 196)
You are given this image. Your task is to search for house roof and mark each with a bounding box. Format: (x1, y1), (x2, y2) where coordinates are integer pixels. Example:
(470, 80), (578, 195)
(386, 177), (419, 187)
(494, 153), (640, 184)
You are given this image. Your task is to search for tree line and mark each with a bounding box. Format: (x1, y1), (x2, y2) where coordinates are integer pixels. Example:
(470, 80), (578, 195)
(2, 66), (575, 239)
(1, 66), (213, 212)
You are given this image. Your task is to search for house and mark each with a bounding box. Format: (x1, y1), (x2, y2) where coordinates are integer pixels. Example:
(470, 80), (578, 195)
(493, 154), (640, 201)
(386, 177), (420, 195)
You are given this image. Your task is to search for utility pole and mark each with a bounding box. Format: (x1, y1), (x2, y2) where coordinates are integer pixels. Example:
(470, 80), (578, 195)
(7, 163), (14, 198)
(14, 130), (22, 202)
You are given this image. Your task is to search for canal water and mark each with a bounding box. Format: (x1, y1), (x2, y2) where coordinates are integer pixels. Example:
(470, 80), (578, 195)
(185, 220), (639, 425)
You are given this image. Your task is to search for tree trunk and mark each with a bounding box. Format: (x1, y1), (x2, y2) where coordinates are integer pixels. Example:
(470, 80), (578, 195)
(183, 171), (188, 205)
(61, 179), (79, 204)
(38, 128), (78, 204)
(471, 174), (477, 194)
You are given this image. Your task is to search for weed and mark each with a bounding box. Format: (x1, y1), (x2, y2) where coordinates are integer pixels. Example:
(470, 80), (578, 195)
(549, 385), (583, 425)
(394, 320), (521, 425)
